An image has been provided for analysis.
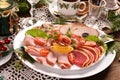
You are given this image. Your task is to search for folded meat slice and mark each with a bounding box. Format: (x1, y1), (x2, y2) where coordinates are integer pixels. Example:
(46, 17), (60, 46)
(23, 35), (36, 46)
(81, 46), (99, 62)
(84, 41), (97, 47)
(57, 54), (72, 69)
(36, 57), (52, 67)
(68, 50), (89, 68)
(25, 46), (41, 57)
(94, 46), (101, 58)
(34, 37), (47, 46)
(98, 46), (104, 54)
(46, 52), (57, 66)
(79, 48), (94, 67)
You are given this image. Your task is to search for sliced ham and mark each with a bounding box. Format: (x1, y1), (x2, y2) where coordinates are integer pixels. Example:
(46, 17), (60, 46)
(81, 46), (99, 62)
(46, 52), (57, 66)
(25, 46), (41, 57)
(59, 24), (72, 34)
(84, 41), (97, 47)
(68, 50), (89, 68)
(36, 57), (52, 67)
(57, 54), (72, 69)
(34, 37), (47, 46)
(23, 35), (36, 46)
(73, 26), (99, 37)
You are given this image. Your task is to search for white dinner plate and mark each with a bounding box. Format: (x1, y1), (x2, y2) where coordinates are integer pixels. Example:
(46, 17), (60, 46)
(0, 53), (12, 66)
(13, 21), (116, 79)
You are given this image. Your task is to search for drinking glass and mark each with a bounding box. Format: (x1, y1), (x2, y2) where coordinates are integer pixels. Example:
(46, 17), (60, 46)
(27, 0), (39, 25)
(85, 0), (106, 26)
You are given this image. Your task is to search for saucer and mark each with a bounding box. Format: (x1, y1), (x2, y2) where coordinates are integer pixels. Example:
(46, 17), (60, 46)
(105, 3), (119, 10)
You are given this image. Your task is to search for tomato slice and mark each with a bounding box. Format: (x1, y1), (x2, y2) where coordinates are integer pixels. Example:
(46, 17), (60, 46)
(40, 48), (49, 57)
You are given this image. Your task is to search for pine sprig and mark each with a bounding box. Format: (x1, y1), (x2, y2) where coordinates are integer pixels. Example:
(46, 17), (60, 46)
(107, 10), (120, 32)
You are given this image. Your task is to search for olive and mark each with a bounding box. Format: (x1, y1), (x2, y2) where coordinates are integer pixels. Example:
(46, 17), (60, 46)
(82, 33), (89, 37)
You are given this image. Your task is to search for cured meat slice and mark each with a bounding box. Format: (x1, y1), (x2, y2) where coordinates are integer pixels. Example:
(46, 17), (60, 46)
(81, 46), (99, 62)
(34, 37), (47, 46)
(36, 57), (52, 67)
(68, 50), (89, 68)
(79, 48), (94, 66)
(25, 46), (41, 57)
(84, 41), (96, 47)
(94, 46), (101, 58)
(57, 54), (72, 69)
(98, 46), (104, 54)
(58, 35), (71, 46)
(73, 26), (99, 37)
(46, 52), (57, 66)
(23, 35), (36, 46)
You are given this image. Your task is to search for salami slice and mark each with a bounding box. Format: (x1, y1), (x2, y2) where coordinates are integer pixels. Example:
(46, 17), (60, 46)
(68, 50), (89, 68)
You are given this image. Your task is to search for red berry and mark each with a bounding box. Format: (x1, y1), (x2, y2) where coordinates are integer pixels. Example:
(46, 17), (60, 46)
(0, 40), (3, 45)
(1, 46), (7, 51)
(4, 38), (11, 44)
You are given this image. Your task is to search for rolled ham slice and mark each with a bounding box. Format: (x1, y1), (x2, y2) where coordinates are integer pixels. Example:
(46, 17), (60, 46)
(57, 54), (72, 69)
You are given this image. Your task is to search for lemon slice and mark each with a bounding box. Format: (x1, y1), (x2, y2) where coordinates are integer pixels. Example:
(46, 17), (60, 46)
(50, 43), (73, 54)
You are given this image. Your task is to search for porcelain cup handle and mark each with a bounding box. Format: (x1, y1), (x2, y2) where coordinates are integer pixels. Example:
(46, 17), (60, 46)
(78, 1), (86, 12)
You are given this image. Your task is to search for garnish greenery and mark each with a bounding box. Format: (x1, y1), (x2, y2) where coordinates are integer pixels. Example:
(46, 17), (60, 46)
(12, 60), (24, 70)
(15, 47), (35, 64)
(0, 50), (12, 58)
(107, 10), (120, 32)
(53, 18), (66, 25)
(26, 28), (48, 38)
(85, 36), (99, 42)
(65, 28), (71, 38)
(85, 35), (108, 53)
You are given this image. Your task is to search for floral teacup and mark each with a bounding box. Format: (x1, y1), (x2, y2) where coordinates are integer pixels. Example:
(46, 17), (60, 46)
(57, 0), (86, 16)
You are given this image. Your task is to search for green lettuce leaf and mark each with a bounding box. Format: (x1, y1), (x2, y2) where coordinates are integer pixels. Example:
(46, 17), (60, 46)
(26, 28), (48, 38)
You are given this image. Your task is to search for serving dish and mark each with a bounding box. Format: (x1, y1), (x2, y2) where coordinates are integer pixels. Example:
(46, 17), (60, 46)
(13, 21), (116, 78)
